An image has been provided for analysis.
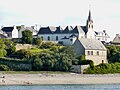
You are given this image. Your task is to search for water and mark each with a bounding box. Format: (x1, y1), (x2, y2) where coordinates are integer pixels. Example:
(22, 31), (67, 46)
(0, 84), (120, 90)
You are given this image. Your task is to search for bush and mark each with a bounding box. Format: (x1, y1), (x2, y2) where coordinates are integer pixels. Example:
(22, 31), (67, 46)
(0, 64), (10, 71)
(0, 58), (32, 71)
(84, 63), (120, 74)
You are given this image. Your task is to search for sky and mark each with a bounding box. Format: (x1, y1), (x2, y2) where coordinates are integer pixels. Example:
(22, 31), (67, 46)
(0, 0), (120, 41)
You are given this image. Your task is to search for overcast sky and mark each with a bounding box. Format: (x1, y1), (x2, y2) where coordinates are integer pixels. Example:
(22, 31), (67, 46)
(0, 0), (120, 41)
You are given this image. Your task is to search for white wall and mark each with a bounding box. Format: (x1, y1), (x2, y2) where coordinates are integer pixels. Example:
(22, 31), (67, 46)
(38, 33), (78, 45)
(85, 50), (107, 65)
(12, 26), (18, 38)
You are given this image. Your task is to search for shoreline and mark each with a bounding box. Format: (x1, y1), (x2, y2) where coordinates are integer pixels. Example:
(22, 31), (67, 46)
(0, 74), (120, 85)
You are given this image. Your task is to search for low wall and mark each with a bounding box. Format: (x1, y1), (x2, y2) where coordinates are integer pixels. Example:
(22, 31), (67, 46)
(71, 65), (89, 74)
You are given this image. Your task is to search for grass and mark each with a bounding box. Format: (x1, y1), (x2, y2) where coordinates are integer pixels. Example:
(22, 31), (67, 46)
(29, 47), (51, 54)
(0, 71), (71, 74)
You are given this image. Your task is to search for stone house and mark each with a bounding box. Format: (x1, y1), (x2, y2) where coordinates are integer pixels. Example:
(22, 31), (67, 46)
(72, 38), (108, 65)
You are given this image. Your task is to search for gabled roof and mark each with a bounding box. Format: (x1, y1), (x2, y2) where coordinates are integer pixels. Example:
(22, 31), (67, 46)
(62, 26), (73, 33)
(48, 26), (56, 33)
(112, 34), (120, 44)
(95, 30), (110, 38)
(2, 27), (14, 32)
(38, 27), (52, 34)
(69, 34), (77, 37)
(0, 34), (7, 38)
(54, 26), (63, 34)
(75, 38), (106, 50)
(81, 26), (87, 34)
(72, 26), (85, 34)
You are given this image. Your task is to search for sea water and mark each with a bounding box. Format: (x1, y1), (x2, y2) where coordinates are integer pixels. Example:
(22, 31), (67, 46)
(0, 84), (120, 90)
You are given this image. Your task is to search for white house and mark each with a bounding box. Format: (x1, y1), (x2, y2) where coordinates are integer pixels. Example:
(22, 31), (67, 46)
(1, 26), (18, 38)
(37, 9), (109, 45)
(18, 25), (38, 38)
(95, 30), (110, 42)
(73, 38), (108, 65)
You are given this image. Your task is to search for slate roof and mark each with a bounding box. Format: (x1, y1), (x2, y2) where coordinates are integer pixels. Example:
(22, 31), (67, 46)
(62, 26), (73, 33)
(72, 26), (85, 34)
(2, 27), (14, 32)
(37, 26), (87, 35)
(69, 34), (77, 37)
(54, 26), (63, 34)
(77, 38), (106, 50)
(0, 34), (7, 38)
(38, 27), (52, 34)
(95, 30), (110, 38)
(81, 26), (87, 34)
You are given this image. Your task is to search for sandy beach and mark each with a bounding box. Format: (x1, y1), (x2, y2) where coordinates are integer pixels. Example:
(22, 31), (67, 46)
(0, 73), (120, 85)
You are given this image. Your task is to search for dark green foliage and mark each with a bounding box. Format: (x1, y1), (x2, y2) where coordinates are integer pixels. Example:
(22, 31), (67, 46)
(22, 30), (33, 44)
(0, 64), (10, 71)
(106, 45), (120, 63)
(31, 52), (73, 71)
(0, 39), (7, 57)
(34, 37), (42, 46)
(32, 56), (43, 71)
(84, 63), (120, 74)
(0, 58), (32, 71)
(3, 39), (16, 57)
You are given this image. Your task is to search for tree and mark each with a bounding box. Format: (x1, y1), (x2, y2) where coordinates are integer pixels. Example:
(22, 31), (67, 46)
(3, 39), (16, 57)
(0, 39), (7, 57)
(35, 37), (42, 46)
(22, 30), (33, 44)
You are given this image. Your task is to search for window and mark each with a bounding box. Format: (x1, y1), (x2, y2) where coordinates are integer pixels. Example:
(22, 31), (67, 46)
(70, 39), (73, 41)
(56, 36), (58, 41)
(97, 51), (99, 55)
(48, 36), (50, 41)
(41, 36), (43, 40)
(91, 51), (93, 55)
(87, 51), (90, 55)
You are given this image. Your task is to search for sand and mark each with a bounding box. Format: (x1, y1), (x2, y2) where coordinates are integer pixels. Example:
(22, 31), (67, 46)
(0, 73), (120, 85)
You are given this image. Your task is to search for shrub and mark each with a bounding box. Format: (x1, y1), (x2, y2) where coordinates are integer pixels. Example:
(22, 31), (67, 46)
(84, 63), (120, 74)
(0, 64), (10, 71)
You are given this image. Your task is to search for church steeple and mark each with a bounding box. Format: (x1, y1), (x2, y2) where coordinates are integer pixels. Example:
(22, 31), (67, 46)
(88, 9), (93, 22)
(86, 9), (93, 29)
(86, 8), (95, 39)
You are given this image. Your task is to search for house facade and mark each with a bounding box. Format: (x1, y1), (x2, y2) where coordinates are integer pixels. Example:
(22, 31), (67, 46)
(1, 26), (18, 38)
(18, 25), (38, 38)
(72, 38), (108, 65)
(95, 30), (110, 42)
(37, 10), (109, 45)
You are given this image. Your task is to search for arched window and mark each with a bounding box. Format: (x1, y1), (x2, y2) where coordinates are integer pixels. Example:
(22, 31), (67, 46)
(97, 51), (99, 55)
(87, 51), (90, 55)
(41, 36), (43, 40)
(91, 51), (93, 55)
(48, 36), (50, 41)
(56, 36), (58, 41)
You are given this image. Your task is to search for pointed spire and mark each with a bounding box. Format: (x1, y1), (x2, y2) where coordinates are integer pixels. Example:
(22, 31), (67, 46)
(88, 9), (92, 22)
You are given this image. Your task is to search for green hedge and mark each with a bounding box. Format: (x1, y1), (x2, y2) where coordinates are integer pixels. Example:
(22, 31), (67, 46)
(84, 63), (120, 74)
(0, 58), (32, 71)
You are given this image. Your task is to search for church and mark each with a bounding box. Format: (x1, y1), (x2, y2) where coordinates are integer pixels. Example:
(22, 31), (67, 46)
(37, 10), (109, 45)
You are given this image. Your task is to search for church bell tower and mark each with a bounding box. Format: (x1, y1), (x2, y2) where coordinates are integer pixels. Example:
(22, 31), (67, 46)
(86, 9), (95, 38)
